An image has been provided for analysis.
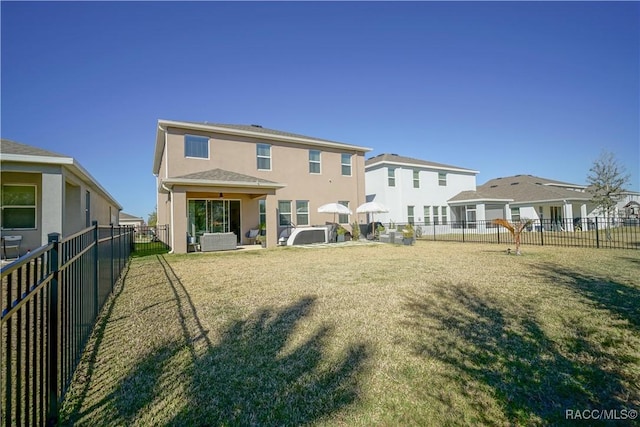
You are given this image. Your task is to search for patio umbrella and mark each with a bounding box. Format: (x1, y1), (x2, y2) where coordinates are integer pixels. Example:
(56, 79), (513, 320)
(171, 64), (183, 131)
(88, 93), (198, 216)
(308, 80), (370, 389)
(356, 201), (389, 237)
(317, 202), (353, 224)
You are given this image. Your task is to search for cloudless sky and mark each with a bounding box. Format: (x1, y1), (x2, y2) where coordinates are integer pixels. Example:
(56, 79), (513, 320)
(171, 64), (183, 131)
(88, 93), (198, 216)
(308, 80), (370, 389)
(2, 1), (638, 220)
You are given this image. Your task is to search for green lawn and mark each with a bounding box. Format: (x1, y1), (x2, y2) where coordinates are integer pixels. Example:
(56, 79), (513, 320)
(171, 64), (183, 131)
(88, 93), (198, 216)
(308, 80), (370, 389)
(60, 242), (640, 426)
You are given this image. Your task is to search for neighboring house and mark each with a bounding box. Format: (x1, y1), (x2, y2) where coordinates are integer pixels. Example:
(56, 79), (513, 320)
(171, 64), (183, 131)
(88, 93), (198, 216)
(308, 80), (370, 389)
(448, 174), (597, 231)
(152, 120), (371, 252)
(364, 153), (478, 225)
(1, 139), (122, 255)
(119, 212), (145, 230)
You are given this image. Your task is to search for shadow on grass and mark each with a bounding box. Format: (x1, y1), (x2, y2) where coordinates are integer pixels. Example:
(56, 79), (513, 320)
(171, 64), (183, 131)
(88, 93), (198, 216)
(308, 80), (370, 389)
(404, 286), (635, 425)
(536, 262), (640, 332)
(131, 242), (170, 258)
(66, 254), (368, 425)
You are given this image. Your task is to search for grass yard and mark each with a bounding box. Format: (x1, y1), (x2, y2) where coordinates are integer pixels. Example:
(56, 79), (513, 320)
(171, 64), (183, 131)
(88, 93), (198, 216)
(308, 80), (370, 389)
(60, 242), (639, 426)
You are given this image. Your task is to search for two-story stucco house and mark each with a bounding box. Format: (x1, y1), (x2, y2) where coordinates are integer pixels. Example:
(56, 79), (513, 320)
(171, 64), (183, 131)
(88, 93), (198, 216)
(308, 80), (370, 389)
(1, 139), (122, 256)
(364, 153), (478, 225)
(152, 120), (371, 253)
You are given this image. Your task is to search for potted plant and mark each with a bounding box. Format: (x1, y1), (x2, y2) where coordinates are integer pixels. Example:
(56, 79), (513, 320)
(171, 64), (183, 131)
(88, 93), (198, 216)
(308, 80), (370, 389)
(402, 224), (415, 245)
(351, 222), (360, 241)
(336, 226), (347, 242)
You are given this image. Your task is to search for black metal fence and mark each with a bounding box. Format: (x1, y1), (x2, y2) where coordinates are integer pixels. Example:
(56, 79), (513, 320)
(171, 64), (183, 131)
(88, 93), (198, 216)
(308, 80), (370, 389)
(393, 217), (640, 250)
(133, 225), (170, 256)
(1, 222), (135, 426)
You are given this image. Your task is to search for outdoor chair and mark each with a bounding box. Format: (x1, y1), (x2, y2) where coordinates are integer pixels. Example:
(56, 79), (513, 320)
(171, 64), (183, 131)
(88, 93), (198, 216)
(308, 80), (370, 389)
(245, 228), (260, 245)
(2, 235), (22, 260)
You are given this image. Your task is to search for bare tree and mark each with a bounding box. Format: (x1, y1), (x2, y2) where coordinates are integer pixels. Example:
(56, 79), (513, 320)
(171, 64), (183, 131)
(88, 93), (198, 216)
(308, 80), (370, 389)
(587, 151), (630, 238)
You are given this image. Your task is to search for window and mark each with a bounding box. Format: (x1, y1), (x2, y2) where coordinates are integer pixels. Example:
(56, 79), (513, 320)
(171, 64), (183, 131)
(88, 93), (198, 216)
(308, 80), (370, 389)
(2, 185), (36, 229)
(296, 200), (309, 226)
(423, 206), (431, 225)
(433, 206), (439, 225)
(259, 199), (266, 227)
(388, 168), (396, 187)
(341, 153), (352, 176)
(338, 201), (350, 224)
(438, 172), (447, 186)
(407, 206), (415, 225)
(309, 150), (321, 174)
(441, 206), (448, 225)
(184, 134), (209, 158)
(511, 207), (521, 222)
(413, 170), (420, 188)
(278, 200), (292, 226)
(257, 144), (271, 170)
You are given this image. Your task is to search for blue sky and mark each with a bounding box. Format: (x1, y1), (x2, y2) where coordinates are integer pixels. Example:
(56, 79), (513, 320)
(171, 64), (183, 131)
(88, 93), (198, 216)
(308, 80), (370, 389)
(2, 1), (638, 220)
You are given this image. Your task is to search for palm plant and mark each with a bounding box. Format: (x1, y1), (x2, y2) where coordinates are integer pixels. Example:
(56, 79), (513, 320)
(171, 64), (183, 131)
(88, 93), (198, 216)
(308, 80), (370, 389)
(493, 218), (533, 255)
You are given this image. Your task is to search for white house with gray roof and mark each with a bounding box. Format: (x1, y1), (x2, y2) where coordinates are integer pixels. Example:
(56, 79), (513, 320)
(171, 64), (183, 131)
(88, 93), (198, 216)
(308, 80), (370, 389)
(1, 139), (122, 256)
(448, 174), (597, 231)
(364, 153), (478, 225)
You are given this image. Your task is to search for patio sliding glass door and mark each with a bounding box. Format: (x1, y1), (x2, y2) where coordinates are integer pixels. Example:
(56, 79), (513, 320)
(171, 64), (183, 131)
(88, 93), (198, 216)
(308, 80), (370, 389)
(188, 199), (241, 242)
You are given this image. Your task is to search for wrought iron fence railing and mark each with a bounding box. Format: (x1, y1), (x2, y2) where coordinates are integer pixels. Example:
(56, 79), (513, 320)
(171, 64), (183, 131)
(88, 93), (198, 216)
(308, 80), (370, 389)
(387, 217), (639, 250)
(1, 222), (135, 426)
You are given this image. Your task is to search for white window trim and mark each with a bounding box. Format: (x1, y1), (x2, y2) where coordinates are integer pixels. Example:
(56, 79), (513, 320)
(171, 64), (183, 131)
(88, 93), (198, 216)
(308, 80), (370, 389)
(341, 153), (352, 177)
(278, 200), (292, 226)
(438, 172), (447, 186)
(296, 200), (310, 226)
(257, 143), (272, 171)
(184, 134), (210, 160)
(309, 150), (322, 174)
(1, 183), (38, 230)
(388, 168), (396, 187)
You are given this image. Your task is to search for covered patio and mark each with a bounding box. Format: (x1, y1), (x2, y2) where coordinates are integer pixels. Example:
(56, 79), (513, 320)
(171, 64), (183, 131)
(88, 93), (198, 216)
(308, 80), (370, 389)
(159, 169), (286, 253)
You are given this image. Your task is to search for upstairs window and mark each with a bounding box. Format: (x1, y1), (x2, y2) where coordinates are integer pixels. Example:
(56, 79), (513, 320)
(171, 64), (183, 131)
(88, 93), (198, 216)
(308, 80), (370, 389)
(413, 170), (420, 188)
(2, 184), (37, 229)
(257, 144), (271, 170)
(388, 168), (396, 187)
(309, 150), (321, 174)
(341, 154), (352, 176)
(184, 135), (209, 159)
(438, 172), (447, 186)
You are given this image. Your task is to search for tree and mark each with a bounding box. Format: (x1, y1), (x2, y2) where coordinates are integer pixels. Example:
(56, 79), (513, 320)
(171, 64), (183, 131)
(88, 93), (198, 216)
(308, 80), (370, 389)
(493, 218), (533, 255)
(586, 151), (630, 233)
(148, 207), (157, 227)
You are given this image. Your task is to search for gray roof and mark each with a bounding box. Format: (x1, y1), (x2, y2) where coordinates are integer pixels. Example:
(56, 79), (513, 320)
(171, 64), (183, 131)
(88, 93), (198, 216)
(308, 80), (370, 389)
(172, 168), (279, 185)
(169, 121), (355, 147)
(365, 153), (477, 173)
(449, 174), (590, 204)
(119, 212), (144, 221)
(1, 139), (68, 158)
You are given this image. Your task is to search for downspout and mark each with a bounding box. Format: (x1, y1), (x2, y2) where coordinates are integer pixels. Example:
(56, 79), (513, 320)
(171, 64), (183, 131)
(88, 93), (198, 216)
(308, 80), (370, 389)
(159, 125), (174, 253)
(162, 183), (175, 253)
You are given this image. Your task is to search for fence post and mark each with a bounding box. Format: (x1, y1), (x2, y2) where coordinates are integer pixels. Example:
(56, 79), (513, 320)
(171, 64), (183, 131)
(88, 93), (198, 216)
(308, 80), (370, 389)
(497, 221), (500, 244)
(47, 233), (60, 426)
(539, 216), (544, 246)
(462, 220), (465, 243)
(595, 217), (600, 249)
(92, 221), (99, 317)
(110, 223), (114, 293)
